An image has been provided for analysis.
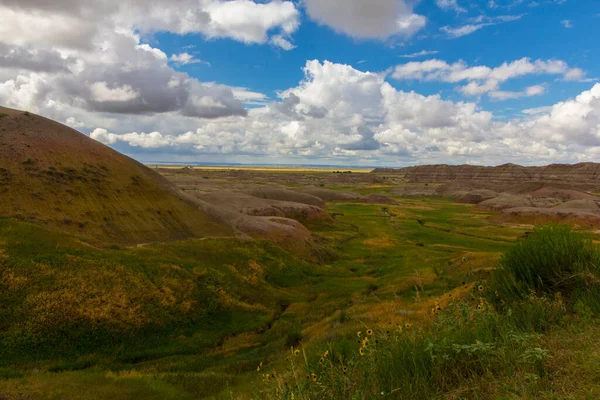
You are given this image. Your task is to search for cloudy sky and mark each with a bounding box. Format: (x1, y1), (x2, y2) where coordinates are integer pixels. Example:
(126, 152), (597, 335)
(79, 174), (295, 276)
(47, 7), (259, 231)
(1, 0), (599, 166)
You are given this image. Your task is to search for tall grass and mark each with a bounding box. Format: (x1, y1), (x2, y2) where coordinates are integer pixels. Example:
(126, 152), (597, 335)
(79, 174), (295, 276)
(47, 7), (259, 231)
(256, 224), (600, 399)
(256, 296), (564, 400)
(491, 224), (600, 310)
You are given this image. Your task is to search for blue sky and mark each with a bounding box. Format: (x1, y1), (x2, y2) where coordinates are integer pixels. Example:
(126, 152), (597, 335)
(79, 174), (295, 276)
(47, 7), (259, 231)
(157, 0), (599, 101)
(1, 0), (600, 166)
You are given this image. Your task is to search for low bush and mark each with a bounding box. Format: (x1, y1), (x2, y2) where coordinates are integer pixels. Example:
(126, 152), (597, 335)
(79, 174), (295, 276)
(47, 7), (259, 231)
(491, 224), (600, 309)
(285, 327), (304, 348)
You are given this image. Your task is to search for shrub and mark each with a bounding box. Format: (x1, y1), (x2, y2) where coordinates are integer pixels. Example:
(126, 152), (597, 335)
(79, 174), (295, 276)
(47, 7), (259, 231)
(337, 310), (349, 324)
(0, 367), (24, 379)
(364, 283), (379, 294)
(491, 225), (600, 305)
(285, 326), (304, 348)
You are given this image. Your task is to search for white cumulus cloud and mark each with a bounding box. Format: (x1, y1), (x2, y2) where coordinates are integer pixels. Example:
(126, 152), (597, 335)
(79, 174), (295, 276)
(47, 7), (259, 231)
(489, 84), (546, 100)
(82, 60), (600, 167)
(0, 1), (301, 50)
(270, 35), (296, 50)
(392, 57), (587, 99)
(169, 53), (210, 66)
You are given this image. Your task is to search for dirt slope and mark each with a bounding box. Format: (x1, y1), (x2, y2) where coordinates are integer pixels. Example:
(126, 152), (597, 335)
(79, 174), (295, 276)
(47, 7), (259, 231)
(184, 190), (331, 225)
(0, 107), (232, 243)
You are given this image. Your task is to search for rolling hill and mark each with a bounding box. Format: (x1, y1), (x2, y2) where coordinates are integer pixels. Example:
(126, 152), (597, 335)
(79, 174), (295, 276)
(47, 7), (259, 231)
(0, 107), (232, 244)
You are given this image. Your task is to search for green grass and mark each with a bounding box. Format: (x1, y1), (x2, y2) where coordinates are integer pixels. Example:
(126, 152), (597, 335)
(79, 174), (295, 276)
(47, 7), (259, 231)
(491, 225), (600, 306)
(253, 225), (600, 400)
(3, 194), (599, 400)
(256, 301), (563, 399)
(0, 218), (323, 363)
(0, 371), (195, 400)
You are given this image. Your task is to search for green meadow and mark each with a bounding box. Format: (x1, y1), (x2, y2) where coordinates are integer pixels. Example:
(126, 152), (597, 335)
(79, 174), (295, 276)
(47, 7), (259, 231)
(1, 194), (600, 399)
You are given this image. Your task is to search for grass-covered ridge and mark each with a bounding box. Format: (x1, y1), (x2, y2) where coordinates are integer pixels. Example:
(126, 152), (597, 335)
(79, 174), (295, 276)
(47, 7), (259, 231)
(0, 218), (322, 364)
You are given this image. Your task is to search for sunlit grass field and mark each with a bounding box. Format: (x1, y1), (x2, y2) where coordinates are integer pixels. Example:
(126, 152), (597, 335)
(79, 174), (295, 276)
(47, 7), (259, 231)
(1, 192), (599, 399)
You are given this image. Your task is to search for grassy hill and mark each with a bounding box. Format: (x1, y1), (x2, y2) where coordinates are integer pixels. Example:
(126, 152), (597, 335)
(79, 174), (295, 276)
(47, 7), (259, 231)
(0, 107), (232, 244)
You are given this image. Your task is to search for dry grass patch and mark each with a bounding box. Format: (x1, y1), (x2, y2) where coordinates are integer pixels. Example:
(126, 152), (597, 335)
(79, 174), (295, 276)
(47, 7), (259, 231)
(362, 236), (397, 249)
